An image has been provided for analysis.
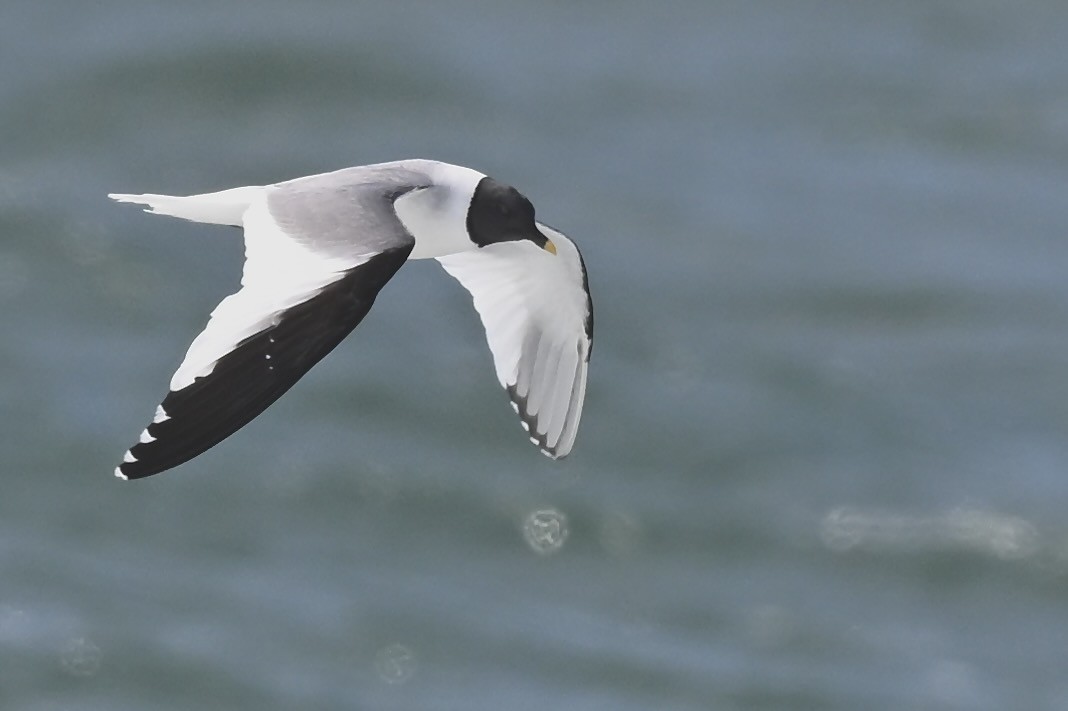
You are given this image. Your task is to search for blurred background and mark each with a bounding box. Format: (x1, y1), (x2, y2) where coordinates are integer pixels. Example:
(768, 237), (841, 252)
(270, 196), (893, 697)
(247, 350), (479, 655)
(3, 0), (1068, 709)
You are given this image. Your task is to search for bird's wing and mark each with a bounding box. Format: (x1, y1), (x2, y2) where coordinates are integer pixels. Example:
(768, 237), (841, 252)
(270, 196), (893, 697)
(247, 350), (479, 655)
(436, 224), (593, 458)
(115, 169), (428, 479)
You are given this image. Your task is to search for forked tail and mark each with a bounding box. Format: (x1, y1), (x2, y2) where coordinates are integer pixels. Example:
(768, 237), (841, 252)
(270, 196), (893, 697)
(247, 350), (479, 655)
(108, 185), (265, 226)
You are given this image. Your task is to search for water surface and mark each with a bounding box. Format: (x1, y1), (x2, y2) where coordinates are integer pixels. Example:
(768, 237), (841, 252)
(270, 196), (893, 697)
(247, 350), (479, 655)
(3, 1), (1068, 709)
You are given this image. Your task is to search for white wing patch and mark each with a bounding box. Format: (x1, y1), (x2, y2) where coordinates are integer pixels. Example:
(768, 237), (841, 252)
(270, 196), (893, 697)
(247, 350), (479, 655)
(169, 198), (364, 390)
(437, 228), (592, 458)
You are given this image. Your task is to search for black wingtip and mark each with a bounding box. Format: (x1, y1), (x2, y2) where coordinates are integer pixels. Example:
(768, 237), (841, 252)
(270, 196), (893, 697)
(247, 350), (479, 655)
(506, 384), (560, 458)
(113, 245), (414, 479)
(114, 448), (163, 480)
(114, 452), (161, 480)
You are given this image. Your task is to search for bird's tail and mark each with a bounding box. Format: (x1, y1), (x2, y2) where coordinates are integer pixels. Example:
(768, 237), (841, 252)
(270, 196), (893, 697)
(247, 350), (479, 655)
(108, 185), (265, 226)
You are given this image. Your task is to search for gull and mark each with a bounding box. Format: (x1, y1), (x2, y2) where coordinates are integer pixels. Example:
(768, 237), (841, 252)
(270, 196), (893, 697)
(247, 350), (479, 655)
(110, 159), (593, 479)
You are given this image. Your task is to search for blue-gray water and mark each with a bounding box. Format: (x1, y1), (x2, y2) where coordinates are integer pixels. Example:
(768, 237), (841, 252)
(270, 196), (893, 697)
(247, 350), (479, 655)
(4, 1), (1068, 709)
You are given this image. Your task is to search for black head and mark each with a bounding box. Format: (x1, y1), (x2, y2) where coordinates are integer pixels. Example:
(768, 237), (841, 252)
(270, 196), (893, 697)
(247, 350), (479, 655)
(466, 177), (551, 250)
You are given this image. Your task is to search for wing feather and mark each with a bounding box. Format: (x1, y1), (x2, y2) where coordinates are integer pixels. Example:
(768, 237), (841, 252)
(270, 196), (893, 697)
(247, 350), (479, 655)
(115, 173), (422, 479)
(437, 227), (592, 458)
(118, 244), (411, 479)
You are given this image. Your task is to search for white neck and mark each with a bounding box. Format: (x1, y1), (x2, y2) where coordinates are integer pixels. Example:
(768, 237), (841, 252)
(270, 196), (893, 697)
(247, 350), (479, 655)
(394, 162), (484, 259)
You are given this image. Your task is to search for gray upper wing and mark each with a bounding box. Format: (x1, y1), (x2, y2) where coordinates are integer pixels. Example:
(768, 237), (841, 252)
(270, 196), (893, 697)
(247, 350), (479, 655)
(266, 162), (436, 261)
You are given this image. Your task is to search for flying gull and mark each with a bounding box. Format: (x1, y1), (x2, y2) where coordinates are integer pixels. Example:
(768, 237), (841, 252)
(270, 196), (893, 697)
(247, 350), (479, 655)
(110, 159), (593, 479)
